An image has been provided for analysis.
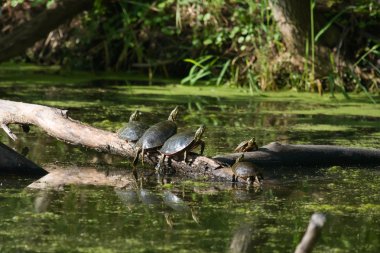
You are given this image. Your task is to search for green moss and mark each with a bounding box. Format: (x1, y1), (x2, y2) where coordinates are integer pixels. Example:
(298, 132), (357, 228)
(291, 124), (352, 132)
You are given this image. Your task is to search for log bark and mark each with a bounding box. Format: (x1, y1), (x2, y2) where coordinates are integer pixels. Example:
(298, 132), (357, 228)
(0, 0), (93, 62)
(1, 99), (379, 183)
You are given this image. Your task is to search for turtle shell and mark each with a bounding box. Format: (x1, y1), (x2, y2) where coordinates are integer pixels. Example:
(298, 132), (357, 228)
(159, 131), (194, 156)
(118, 121), (149, 142)
(232, 162), (262, 180)
(137, 120), (177, 150)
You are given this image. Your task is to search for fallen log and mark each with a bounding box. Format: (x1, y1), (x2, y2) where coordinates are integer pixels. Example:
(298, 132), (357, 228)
(214, 142), (380, 167)
(1, 99), (379, 183)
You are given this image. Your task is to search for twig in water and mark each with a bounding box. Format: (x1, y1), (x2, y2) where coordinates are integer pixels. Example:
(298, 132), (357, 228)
(295, 213), (326, 253)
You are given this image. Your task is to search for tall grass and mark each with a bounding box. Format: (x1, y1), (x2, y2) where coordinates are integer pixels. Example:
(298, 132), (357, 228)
(310, 0), (316, 88)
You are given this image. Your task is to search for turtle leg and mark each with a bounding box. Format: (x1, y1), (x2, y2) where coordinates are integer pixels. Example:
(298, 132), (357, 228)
(141, 149), (145, 165)
(184, 150), (188, 163)
(254, 175), (261, 186)
(199, 140), (205, 155)
(132, 167), (139, 182)
(156, 155), (166, 173)
(133, 148), (142, 167)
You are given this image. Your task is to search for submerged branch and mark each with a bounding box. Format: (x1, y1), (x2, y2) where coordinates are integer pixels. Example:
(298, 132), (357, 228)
(1, 99), (379, 183)
(295, 213), (326, 253)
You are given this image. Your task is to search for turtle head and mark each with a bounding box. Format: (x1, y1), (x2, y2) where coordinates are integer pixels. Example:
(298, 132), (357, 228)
(129, 110), (140, 122)
(235, 153), (245, 163)
(247, 137), (256, 145)
(168, 106), (179, 121)
(194, 125), (206, 141)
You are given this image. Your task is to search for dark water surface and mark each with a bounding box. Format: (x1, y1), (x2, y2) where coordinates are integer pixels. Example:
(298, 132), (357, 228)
(1, 80), (380, 252)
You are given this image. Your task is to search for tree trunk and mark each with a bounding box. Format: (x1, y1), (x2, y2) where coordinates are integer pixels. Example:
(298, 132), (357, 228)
(269, 0), (342, 79)
(0, 0), (93, 62)
(270, 0), (311, 57)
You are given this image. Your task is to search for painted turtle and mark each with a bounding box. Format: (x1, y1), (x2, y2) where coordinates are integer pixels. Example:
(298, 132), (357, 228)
(117, 110), (149, 143)
(133, 106), (179, 166)
(234, 137), (258, 152)
(158, 125), (205, 167)
(231, 153), (263, 184)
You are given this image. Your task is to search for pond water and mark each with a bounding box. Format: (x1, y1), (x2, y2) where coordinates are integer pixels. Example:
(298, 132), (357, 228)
(1, 74), (380, 252)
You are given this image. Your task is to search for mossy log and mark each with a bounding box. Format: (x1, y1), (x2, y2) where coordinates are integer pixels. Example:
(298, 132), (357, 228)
(1, 99), (379, 184)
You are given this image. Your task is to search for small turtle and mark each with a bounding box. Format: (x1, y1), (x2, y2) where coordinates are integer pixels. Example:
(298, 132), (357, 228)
(157, 125), (205, 170)
(234, 137), (258, 152)
(117, 110), (149, 143)
(231, 153), (263, 184)
(133, 106), (179, 166)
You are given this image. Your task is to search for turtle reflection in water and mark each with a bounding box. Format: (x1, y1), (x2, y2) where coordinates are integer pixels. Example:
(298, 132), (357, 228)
(133, 106), (179, 166)
(234, 137), (258, 152)
(157, 125), (206, 171)
(163, 191), (199, 228)
(117, 110), (149, 143)
(231, 153), (263, 185)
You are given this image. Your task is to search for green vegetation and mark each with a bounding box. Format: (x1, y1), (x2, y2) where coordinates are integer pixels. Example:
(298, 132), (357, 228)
(1, 0), (378, 95)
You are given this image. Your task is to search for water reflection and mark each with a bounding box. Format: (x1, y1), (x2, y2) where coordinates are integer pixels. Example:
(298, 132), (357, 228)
(114, 186), (201, 229)
(33, 191), (52, 213)
(0, 167), (379, 252)
(228, 224), (253, 253)
(114, 188), (138, 210)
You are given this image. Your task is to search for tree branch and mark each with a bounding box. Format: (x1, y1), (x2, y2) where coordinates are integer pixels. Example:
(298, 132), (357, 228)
(1, 123), (17, 141)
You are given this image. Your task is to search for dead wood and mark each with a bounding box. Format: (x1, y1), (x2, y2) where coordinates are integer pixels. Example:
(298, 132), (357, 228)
(1, 99), (379, 184)
(214, 142), (380, 167)
(295, 213), (326, 253)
